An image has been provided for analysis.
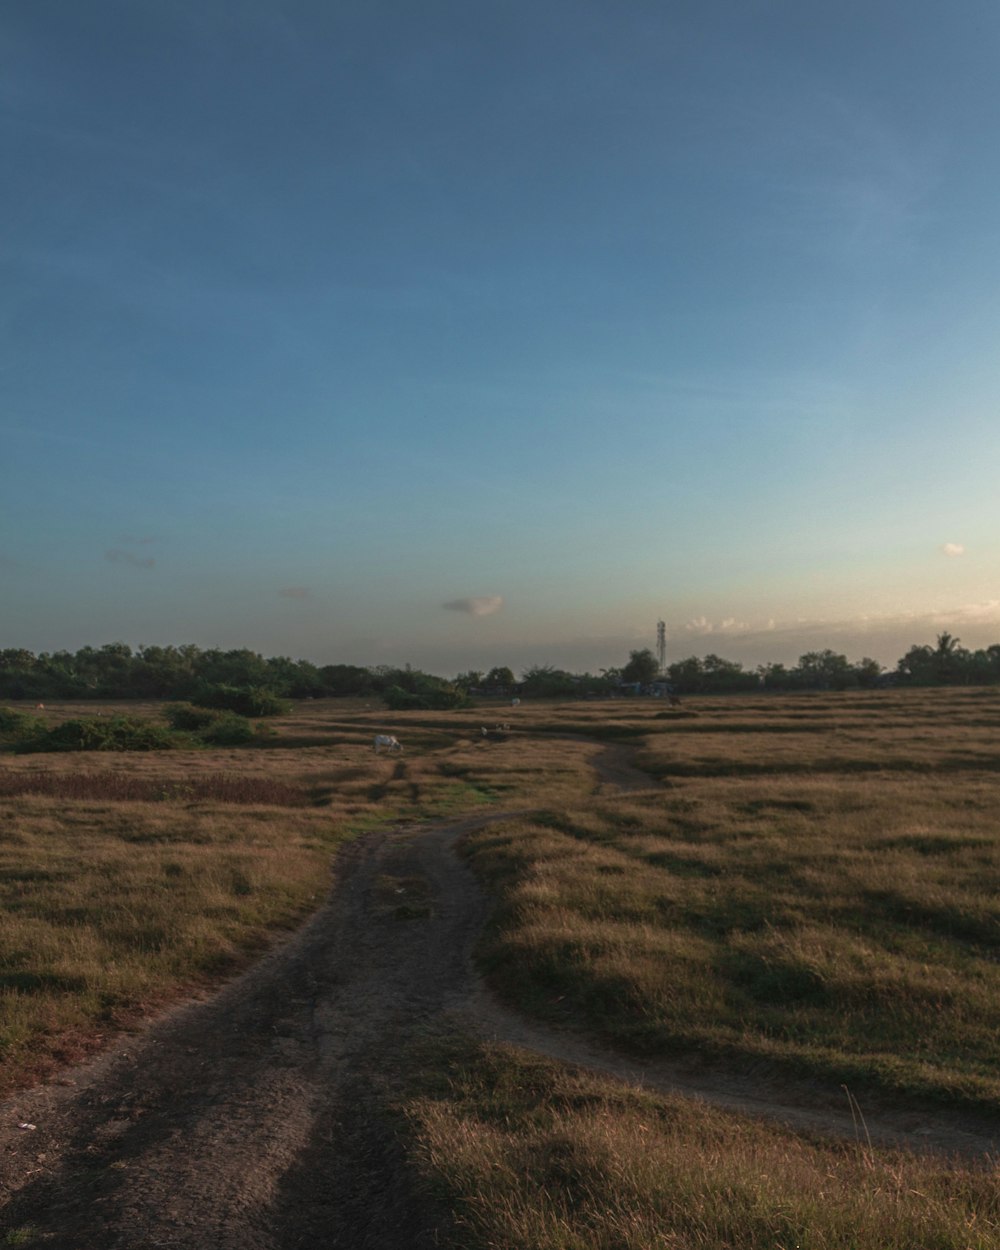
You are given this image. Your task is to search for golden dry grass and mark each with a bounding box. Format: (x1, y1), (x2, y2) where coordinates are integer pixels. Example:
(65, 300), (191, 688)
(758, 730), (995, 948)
(461, 690), (1000, 1110)
(0, 695), (591, 1088)
(4, 689), (1000, 1247)
(406, 1039), (1000, 1250)
(0, 794), (336, 1091)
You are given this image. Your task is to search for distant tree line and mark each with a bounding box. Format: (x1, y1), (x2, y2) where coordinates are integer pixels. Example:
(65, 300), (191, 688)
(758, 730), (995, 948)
(0, 644), (465, 707)
(654, 632), (1000, 693)
(1, 632), (998, 704)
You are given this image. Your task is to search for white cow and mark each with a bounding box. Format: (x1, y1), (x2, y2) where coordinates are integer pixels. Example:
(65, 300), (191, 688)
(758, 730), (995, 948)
(373, 734), (403, 753)
(511, 697), (520, 707)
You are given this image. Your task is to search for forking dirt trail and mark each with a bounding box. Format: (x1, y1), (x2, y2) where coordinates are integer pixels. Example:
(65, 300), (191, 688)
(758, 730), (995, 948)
(1, 742), (998, 1248)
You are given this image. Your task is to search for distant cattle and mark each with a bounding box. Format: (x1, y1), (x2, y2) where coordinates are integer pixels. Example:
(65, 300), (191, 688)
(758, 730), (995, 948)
(373, 734), (403, 753)
(511, 697), (520, 707)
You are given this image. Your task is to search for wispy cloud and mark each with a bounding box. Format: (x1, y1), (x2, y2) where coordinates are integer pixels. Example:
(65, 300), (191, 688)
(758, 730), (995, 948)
(941, 542), (965, 557)
(685, 615), (750, 636)
(105, 549), (154, 569)
(443, 595), (504, 617)
(278, 586), (311, 600)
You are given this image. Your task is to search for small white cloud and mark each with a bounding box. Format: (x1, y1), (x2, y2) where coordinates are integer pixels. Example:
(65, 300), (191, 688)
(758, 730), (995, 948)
(685, 616), (713, 634)
(105, 549), (154, 569)
(443, 595), (504, 617)
(278, 586), (311, 600)
(942, 542), (965, 557)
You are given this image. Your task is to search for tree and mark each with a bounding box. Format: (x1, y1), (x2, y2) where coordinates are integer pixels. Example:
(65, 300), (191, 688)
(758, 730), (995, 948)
(756, 662), (790, 689)
(897, 643), (936, 685)
(931, 632), (969, 683)
(667, 656), (706, 694)
(897, 634), (971, 685)
(701, 654), (757, 692)
(519, 665), (578, 698)
(853, 657), (884, 688)
(621, 649), (659, 685)
(793, 650), (856, 690)
(453, 670), (484, 692)
(318, 664), (376, 696)
(484, 666), (516, 691)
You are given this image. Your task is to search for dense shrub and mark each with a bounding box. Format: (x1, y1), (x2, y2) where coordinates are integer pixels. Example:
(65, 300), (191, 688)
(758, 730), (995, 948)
(29, 716), (180, 753)
(382, 684), (425, 710)
(197, 712), (257, 745)
(163, 703), (222, 731)
(0, 707), (44, 744)
(192, 684), (291, 717)
(383, 683), (470, 711)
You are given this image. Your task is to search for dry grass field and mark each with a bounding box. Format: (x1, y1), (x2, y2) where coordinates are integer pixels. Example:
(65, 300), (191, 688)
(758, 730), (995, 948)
(0, 696), (585, 1090)
(463, 691), (1000, 1110)
(405, 1038), (999, 1250)
(2, 689), (999, 1247)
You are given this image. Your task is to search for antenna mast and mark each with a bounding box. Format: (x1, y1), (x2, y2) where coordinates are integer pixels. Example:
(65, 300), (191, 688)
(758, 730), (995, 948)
(656, 620), (666, 674)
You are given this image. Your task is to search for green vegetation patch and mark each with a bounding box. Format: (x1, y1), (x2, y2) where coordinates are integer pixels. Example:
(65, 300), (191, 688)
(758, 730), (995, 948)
(28, 715), (181, 753)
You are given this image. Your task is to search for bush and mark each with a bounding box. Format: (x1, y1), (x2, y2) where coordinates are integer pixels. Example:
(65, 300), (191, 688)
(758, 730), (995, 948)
(192, 684), (291, 717)
(197, 712), (256, 745)
(0, 707), (44, 744)
(383, 684), (426, 710)
(383, 683), (470, 711)
(29, 716), (180, 753)
(163, 703), (222, 731)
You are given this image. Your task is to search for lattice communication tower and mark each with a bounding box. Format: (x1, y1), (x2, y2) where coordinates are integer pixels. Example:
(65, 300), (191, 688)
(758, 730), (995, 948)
(656, 620), (666, 674)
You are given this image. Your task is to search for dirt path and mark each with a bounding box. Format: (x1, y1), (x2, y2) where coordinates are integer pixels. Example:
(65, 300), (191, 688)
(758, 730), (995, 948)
(2, 755), (998, 1246)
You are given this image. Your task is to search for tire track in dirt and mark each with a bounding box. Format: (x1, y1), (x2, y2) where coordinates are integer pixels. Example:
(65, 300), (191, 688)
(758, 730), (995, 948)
(2, 750), (998, 1247)
(0, 815), (505, 1248)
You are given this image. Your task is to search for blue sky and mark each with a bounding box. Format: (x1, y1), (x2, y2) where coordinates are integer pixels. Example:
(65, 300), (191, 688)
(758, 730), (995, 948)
(3, 1), (998, 675)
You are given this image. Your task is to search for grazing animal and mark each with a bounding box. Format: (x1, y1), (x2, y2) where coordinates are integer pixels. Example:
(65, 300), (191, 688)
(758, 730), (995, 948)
(373, 734), (403, 753)
(510, 697), (520, 707)
(481, 727), (489, 736)
(35, 703), (44, 711)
